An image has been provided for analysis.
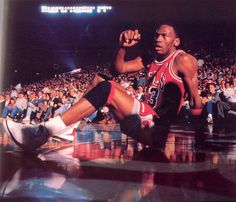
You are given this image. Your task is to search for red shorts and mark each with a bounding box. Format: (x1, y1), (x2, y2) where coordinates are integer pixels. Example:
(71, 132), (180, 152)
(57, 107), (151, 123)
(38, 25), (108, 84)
(131, 98), (159, 128)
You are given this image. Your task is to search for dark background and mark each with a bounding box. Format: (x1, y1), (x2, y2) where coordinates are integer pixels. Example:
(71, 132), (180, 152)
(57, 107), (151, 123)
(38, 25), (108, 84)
(3, 0), (236, 88)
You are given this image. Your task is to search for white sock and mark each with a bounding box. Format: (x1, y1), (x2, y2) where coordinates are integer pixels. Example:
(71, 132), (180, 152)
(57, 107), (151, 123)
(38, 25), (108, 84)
(44, 116), (80, 137)
(44, 116), (67, 136)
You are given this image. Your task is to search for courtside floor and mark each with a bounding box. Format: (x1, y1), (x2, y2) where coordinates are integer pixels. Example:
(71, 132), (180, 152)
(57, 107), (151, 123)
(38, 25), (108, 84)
(1, 120), (236, 202)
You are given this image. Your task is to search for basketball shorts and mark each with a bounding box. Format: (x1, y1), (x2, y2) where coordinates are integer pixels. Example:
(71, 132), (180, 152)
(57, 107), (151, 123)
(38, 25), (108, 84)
(131, 98), (159, 128)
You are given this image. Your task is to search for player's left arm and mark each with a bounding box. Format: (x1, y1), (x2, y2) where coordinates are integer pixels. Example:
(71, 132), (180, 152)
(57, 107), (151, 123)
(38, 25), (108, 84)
(175, 53), (202, 114)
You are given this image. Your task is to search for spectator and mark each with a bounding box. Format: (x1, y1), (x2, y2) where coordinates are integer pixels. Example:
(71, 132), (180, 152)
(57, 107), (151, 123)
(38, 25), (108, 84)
(9, 91), (28, 120)
(22, 91), (38, 123)
(135, 86), (145, 101)
(44, 89), (61, 120)
(2, 96), (15, 118)
(36, 91), (49, 122)
(216, 77), (236, 118)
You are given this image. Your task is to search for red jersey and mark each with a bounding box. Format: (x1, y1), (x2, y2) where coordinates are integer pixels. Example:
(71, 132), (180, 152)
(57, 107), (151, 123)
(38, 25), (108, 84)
(145, 50), (185, 118)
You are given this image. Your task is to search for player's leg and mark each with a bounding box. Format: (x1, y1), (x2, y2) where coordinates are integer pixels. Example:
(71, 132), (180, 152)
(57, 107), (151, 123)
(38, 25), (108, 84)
(61, 81), (134, 126)
(3, 80), (135, 151)
(84, 73), (106, 93)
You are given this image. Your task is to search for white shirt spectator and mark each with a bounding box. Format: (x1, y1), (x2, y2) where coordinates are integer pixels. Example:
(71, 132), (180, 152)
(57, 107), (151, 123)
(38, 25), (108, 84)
(224, 87), (236, 103)
(15, 94), (28, 110)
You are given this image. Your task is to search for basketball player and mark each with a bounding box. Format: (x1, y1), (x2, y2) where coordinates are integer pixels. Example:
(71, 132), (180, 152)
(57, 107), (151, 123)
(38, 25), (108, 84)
(3, 24), (202, 151)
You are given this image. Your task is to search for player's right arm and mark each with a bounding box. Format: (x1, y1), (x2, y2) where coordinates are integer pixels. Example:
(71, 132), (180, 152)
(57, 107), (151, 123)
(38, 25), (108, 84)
(114, 30), (145, 73)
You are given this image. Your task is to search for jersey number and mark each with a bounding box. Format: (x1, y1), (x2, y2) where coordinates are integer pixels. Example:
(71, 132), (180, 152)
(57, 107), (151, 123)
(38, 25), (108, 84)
(147, 88), (158, 108)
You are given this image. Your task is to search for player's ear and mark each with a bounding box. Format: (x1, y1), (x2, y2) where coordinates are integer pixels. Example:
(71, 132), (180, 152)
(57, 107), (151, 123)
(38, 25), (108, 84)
(174, 37), (180, 47)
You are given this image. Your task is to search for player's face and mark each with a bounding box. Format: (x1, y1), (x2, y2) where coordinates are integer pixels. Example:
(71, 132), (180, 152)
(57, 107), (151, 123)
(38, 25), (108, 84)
(154, 25), (180, 57)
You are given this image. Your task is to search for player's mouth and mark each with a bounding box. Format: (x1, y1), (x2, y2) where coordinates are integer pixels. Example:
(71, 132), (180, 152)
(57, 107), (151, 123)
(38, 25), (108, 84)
(155, 45), (162, 51)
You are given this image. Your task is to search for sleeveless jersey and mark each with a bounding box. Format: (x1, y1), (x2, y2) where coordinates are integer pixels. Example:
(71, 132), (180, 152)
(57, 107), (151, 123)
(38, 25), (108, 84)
(145, 50), (185, 117)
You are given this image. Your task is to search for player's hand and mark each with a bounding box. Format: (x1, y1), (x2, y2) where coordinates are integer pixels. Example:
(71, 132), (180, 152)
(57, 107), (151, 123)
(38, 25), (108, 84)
(119, 29), (141, 47)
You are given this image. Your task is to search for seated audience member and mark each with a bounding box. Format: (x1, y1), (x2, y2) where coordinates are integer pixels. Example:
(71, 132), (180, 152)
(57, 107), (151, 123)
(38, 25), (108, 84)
(0, 94), (7, 116)
(54, 94), (72, 117)
(2, 96), (15, 118)
(22, 91), (38, 123)
(223, 78), (236, 103)
(203, 83), (221, 124)
(68, 87), (80, 105)
(216, 77), (236, 118)
(9, 91), (28, 120)
(36, 91), (49, 122)
(43, 90), (61, 120)
(135, 86), (145, 101)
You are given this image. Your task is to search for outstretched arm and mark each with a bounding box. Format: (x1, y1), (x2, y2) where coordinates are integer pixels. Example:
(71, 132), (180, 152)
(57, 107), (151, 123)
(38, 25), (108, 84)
(174, 53), (202, 113)
(113, 29), (145, 74)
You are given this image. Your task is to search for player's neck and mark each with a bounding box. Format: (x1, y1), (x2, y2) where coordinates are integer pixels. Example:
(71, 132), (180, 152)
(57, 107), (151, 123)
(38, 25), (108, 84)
(155, 49), (176, 62)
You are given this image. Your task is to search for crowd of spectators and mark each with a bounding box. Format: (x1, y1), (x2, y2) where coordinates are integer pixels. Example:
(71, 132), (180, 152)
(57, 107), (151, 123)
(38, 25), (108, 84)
(0, 64), (146, 124)
(0, 46), (235, 125)
(194, 47), (236, 123)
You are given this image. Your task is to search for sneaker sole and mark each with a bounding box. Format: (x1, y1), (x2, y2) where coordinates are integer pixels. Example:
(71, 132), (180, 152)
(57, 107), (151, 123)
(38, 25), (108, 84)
(3, 120), (25, 150)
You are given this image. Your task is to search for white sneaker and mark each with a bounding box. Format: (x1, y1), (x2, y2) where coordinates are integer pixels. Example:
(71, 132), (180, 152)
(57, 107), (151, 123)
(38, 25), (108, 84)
(3, 119), (49, 151)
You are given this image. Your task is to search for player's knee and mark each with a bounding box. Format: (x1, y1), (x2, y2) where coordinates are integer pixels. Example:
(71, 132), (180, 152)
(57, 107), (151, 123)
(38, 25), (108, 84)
(84, 81), (114, 109)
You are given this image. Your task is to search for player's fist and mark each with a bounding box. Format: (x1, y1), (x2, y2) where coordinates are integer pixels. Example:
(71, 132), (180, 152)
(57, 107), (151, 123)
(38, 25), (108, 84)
(119, 29), (141, 47)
